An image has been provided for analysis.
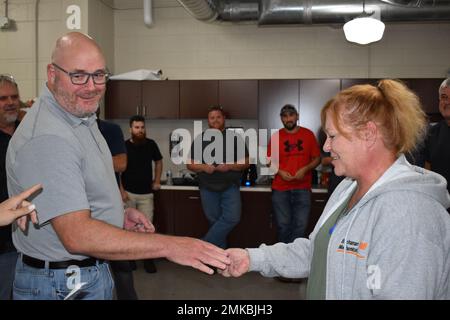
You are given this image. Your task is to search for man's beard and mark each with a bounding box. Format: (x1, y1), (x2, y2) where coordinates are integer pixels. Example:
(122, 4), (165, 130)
(3, 111), (18, 124)
(53, 77), (102, 118)
(131, 133), (146, 145)
(283, 121), (297, 131)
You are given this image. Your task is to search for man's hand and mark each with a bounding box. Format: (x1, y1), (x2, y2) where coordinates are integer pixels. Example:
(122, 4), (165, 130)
(121, 189), (129, 202)
(214, 164), (230, 172)
(124, 207), (155, 233)
(277, 169), (294, 181)
(152, 182), (161, 191)
(165, 237), (231, 275)
(294, 167), (307, 180)
(218, 248), (250, 277)
(0, 184), (42, 231)
(203, 164), (216, 174)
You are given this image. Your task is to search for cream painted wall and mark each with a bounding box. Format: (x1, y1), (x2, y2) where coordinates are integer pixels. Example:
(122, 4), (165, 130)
(113, 4), (450, 80)
(0, 0), (96, 101)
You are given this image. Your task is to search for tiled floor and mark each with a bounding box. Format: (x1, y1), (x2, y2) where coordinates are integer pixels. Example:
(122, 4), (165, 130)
(132, 259), (306, 300)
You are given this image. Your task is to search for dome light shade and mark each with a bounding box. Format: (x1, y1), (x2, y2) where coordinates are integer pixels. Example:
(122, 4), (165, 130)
(343, 16), (385, 45)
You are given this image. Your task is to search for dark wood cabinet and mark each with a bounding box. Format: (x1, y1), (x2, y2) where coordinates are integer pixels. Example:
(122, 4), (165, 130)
(141, 81), (179, 119)
(105, 80), (141, 119)
(180, 80), (219, 118)
(305, 192), (329, 236)
(402, 78), (443, 115)
(154, 189), (278, 248)
(105, 80), (179, 119)
(228, 191), (277, 248)
(173, 190), (209, 238)
(219, 80), (258, 119)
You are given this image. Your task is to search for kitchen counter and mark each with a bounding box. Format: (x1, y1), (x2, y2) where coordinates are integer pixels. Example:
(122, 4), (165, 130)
(160, 184), (328, 193)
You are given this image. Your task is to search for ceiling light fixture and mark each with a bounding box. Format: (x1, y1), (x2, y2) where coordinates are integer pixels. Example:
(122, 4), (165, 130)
(343, 1), (385, 45)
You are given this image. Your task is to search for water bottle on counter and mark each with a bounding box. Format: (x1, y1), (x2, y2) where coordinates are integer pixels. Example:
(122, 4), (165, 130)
(166, 170), (173, 185)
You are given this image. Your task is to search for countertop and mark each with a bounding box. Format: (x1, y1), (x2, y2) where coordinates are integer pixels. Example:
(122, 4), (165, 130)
(160, 184), (328, 193)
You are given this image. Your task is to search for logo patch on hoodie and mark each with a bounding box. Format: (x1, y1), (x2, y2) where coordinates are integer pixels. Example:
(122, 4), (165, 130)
(336, 239), (368, 259)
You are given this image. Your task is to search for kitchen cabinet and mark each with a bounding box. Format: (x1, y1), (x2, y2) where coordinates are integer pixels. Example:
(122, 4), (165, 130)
(180, 80), (219, 119)
(402, 78), (443, 115)
(305, 192), (329, 236)
(105, 80), (180, 119)
(154, 188), (277, 247)
(219, 80), (258, 119)
(341, 78), (378, 90)
(228, 191), (277, 248)
(154, 188), (328, 247)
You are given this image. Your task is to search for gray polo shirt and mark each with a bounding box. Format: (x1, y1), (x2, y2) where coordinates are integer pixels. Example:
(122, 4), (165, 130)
(6, 85), (123, 261)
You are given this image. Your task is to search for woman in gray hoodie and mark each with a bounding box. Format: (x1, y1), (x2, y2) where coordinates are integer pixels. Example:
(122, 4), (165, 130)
(221, 79), (450, 300)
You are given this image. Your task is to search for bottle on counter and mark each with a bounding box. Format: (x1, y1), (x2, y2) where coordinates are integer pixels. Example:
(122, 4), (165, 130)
(166, 170), (173, 185)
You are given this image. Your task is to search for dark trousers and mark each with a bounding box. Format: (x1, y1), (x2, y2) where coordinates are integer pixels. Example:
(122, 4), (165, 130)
(110, 260), (138, 300)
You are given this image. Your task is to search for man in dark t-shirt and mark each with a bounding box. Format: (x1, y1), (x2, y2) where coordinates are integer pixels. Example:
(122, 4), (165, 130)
(187, 106), (249, 249)
(424, 78), (450, 198)
(121, 115), (162, 273)
(0, 74), (21, 300)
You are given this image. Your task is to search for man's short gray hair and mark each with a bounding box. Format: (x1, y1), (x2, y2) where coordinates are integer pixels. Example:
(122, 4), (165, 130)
(439, 78), (450, 93)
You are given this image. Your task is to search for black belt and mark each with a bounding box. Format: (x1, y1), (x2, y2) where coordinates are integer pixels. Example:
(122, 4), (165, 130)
(22, 254), (104, 269)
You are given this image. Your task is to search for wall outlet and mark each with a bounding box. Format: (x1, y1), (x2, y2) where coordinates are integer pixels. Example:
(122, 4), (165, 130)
(0, 16), (10, 29)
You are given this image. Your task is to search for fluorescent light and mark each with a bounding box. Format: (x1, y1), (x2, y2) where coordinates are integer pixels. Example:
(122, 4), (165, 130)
(343, 16), (385, 45)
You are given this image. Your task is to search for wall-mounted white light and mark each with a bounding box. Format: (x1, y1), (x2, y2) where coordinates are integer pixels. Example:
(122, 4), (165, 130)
(343, 1), (385, 45)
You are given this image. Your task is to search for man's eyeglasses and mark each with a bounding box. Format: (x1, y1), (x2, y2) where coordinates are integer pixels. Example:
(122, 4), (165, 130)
(52, 63), (110, 85)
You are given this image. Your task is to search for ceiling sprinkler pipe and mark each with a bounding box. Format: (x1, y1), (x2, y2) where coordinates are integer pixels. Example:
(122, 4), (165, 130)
(144, 0), (153, 27)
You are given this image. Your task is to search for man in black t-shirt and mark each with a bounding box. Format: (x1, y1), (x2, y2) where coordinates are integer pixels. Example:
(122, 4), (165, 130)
(0, 74), (21, 300)
(424, 78), (450, 200)
(121, 115), (163, 272)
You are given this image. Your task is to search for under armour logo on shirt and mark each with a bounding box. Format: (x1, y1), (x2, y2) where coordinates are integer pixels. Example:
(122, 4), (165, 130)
(284, 139), (304, 152)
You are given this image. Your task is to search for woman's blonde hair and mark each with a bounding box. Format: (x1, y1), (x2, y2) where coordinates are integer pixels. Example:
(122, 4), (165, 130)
(321, 79), (427, 156)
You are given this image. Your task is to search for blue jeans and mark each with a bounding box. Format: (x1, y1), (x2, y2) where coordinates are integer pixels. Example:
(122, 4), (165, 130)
(0, 251), (18, 300)
(272, 189), (311, 243)
(200, 185), (241, 249)
(13, 256), (114, 300)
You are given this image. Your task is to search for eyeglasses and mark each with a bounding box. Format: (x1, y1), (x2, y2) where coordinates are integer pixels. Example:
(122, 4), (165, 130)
(52, 63), (110, 85)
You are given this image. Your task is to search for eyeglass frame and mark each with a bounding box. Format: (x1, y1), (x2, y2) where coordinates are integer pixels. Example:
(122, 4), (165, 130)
(51, 63), (111, 85)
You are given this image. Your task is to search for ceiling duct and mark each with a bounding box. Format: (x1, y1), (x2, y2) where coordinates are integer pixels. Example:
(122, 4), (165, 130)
(176, 0), (450, 25)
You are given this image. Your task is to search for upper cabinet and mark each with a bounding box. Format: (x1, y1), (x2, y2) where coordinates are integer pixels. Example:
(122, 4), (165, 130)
(219, 80), (258, 119)
(179, 80), (219, 119)
(402, 78), (443, 115)
(141, 81), (179, 119)
(105, 80), (141, 119)
(105, 80), (180, 119)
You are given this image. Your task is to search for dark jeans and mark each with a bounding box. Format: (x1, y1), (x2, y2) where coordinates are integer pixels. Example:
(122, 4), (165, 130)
(0, 250), (18, 300)
(200, 185), (241, 249)
(272, 189), (311, 243)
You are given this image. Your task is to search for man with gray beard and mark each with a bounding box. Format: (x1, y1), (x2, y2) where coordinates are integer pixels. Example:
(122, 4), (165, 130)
(0, 74), (21, 299)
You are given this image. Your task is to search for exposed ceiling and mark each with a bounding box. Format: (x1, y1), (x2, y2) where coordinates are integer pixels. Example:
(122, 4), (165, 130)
(107, 0), (450, 26)
(176, 0), (450, 25)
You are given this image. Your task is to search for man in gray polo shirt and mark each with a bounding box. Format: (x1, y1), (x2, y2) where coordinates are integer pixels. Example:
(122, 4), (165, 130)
(6, 32), (230, 300)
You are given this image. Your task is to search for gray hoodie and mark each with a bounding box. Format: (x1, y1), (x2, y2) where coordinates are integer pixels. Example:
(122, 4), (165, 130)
(248, 155), (450, 299)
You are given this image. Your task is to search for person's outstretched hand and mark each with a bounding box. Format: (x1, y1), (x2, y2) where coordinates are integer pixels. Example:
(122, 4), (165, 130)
(123, 207), (155, 233)
(164, 236), (231, 275)
(218, 248), (250, 277)
(0, 184), (42, 231)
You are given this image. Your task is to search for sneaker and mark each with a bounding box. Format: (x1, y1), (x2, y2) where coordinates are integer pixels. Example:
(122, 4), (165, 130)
(143, 259), (157, 273)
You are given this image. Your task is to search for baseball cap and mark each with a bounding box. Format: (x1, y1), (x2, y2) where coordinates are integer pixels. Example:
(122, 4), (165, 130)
(280, 104), (298, 116)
